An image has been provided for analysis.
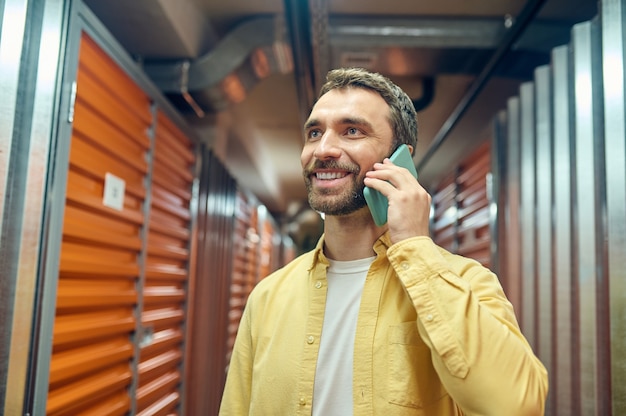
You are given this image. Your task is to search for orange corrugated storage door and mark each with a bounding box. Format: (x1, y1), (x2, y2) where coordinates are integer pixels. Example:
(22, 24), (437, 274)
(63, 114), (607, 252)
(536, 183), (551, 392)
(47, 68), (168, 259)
(258, 216), (276, 281)
(136, 111), (195, 415)
(432, 141), (491, 267)
(432, 174), (458, 253)
(47, 33), (152, 415)
(227, 192), (260, 361)
(456, 141), (491, 267)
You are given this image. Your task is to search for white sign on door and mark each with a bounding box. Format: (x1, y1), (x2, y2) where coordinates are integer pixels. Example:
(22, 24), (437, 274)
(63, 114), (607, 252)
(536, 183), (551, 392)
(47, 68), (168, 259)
(103, 172), (125, 211)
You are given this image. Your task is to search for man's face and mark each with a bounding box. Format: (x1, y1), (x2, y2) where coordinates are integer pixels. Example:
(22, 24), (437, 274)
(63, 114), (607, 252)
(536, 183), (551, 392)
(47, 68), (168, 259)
(301, 88), (394, 216)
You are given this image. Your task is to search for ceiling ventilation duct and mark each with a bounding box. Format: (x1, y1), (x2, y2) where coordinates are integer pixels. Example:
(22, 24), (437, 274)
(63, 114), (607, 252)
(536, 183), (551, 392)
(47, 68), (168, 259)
(144, 16), (293, 117)
(142, 11), (569, 119)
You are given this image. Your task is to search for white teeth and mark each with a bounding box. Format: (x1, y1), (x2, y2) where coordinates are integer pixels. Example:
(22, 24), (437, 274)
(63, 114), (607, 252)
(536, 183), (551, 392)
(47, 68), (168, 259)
(316, 172), (347, 180)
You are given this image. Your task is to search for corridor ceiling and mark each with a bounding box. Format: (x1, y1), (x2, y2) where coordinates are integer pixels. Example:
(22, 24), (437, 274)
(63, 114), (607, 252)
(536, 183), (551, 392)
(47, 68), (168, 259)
(84, 0), (597, 223)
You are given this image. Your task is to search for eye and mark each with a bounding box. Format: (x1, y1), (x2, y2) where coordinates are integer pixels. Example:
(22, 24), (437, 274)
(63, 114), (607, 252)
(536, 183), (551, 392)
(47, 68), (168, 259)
(347, 127), (359, 136)
(307, 129), (322, 141)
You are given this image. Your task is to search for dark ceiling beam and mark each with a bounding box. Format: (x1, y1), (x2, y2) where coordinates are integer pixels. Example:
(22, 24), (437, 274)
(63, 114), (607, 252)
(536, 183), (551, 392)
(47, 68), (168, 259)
(416, 0), (548, 173)
(283, 0), (317, 126)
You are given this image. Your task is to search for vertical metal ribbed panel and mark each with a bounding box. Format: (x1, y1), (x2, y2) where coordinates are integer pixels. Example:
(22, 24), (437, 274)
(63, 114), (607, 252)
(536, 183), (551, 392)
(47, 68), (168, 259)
(490, 111), (507, 282)
(533, 64), (553, 415)
(185, 149), (236, 415)
(433, 5), (626, 413)
(495, 8), (626, 413)
(0, 1), (68, 414)
(571, 19), (609, 415)
(136, 111), (196, 415)
(601, 1), (626, 414)
(519, 81), (537, 349)
(47, 33), (152, 416)
(504, 96), (523, 315)
(551, 44), (576, 416)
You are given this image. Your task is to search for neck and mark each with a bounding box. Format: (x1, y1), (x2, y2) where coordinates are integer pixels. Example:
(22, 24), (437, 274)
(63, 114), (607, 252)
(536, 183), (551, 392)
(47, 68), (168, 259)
(322, 207), (386, 261)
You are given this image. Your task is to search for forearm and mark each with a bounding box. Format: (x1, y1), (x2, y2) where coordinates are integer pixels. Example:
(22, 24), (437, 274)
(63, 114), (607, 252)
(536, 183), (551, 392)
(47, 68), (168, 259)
(388, 237), (548, 415)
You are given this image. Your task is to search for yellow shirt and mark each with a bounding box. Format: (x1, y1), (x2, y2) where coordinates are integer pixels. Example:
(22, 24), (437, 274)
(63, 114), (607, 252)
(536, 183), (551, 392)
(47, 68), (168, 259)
(219, 234), (548, 415)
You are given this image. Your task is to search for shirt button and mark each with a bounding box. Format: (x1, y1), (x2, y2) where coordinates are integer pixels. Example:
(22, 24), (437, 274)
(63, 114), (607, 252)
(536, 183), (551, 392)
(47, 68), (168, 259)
(299, 397), (306, 406)
(401, 262), (410, 270)
(426, 314), (434, 322)
(315, 281), (322, 289)
(307, 335), (315, 344)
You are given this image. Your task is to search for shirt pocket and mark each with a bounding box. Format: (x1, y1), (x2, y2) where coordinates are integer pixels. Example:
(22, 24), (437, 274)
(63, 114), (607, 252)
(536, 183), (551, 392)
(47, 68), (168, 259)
(388, 321), (447, 408)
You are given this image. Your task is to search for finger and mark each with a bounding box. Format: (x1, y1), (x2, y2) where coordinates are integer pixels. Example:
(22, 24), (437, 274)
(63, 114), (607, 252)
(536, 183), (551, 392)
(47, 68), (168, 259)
(366, 163), (418, 187)
(363, 176), (398, 197)
(374, 158), (416, 174)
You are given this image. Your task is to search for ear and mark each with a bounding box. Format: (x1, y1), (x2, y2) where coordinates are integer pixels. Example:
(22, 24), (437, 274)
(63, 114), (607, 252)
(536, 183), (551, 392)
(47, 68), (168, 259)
(407, 145), (414, 155)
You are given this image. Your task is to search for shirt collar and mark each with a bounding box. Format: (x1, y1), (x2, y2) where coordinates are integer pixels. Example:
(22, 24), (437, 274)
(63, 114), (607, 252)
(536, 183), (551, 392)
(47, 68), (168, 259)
(308, 231), (392, 271)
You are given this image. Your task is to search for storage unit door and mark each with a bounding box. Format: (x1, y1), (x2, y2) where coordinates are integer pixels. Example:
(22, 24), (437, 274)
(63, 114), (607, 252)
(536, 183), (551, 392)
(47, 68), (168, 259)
(227, 191), (260, 360)
(47, 33), (152, 416)
(432, 141), (492, 267)
(455, 141), (491, 267)
(136, 111), (195, 415)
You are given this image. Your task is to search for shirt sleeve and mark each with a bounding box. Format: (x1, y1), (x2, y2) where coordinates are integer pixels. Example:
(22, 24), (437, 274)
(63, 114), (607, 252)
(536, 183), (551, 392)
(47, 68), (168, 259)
(387, 236), (549, 416)
(219, 303), (253, 416)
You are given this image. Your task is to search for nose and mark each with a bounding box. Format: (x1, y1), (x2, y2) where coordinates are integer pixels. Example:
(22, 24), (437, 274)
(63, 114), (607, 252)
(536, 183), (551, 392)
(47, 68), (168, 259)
(313, 130), (342, 160)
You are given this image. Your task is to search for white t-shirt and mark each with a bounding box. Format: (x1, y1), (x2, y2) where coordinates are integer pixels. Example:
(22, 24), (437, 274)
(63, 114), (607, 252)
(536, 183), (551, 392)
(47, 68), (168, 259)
(312, 256), (375, 416)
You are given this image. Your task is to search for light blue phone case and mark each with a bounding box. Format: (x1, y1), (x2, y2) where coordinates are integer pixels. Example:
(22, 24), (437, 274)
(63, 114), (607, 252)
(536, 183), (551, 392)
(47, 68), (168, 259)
(363, 144), (418, 226)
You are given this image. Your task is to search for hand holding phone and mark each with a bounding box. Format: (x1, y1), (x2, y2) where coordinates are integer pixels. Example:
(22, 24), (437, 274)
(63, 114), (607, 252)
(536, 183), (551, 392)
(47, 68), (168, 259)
(363, 144), (418, 226)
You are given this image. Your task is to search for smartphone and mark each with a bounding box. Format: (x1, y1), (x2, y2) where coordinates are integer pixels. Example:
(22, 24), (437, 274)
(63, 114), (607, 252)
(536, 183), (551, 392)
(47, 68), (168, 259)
(363, 144), (418, 226)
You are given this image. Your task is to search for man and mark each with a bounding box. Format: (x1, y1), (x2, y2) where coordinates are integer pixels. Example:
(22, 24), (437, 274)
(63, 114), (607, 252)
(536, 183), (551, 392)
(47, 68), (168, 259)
(219, 68), (548, 415)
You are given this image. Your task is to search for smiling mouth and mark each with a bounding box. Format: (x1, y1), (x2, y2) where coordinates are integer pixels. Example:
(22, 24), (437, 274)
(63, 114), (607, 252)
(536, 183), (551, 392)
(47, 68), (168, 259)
(315, 171), (348, 180)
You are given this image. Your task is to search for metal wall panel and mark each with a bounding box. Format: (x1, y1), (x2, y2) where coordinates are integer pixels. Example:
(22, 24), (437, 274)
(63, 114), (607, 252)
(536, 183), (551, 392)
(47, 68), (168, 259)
(495, 6), (626, 413)
(504, 97), (523, 316)
(551, 44), (576, 416)
(601, 1), (626, 414)
(185, 149), (236, 416)
(519, 81), (537, 349)
(431, 3), (626, 412)
(571, 19), (610, 416)
(0, 1), (68, 414)
(0, 0), (28, 226)
(533, 64), (554, 415)
(490, 111), (507, 282)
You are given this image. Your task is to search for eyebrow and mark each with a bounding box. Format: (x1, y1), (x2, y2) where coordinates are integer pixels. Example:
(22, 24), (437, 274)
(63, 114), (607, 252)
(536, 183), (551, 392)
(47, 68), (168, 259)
(303, 117), (373, 131)
(341, 117), (373, 131)
(303, 118), (320, 131)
